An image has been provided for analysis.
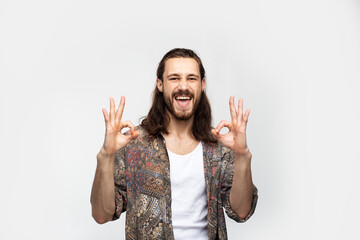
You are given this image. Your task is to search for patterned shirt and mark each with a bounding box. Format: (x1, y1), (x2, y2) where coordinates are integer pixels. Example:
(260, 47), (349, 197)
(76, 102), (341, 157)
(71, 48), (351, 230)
(112, 126), (258, 240)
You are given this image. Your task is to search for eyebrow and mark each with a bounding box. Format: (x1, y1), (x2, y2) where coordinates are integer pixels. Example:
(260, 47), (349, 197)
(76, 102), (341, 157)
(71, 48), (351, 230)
(187, 74), (200, 78)
(166, 73), (200, 78)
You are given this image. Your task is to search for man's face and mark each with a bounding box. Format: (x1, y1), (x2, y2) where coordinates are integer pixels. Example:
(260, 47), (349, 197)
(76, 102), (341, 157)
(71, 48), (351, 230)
(157, 57), (205, 121)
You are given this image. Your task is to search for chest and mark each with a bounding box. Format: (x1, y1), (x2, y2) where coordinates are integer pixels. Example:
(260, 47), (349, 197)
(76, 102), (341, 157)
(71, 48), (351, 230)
(164, 137), (199, 155)
(167, 142), (205, 188)
(123, 138), (224, 200)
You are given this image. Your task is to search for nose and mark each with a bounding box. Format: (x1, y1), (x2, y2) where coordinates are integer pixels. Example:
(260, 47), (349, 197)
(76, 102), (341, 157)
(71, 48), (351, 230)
(178, 78), (189, 90)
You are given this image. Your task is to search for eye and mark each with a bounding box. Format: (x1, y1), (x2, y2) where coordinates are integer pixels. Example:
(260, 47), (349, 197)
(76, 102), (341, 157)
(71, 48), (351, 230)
(169, 77), (179, 81)
(188, 77), (197, 81)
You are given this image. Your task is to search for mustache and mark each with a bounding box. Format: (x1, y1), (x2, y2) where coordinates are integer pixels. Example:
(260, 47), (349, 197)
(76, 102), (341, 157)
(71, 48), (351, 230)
(173, 90), (193, 98)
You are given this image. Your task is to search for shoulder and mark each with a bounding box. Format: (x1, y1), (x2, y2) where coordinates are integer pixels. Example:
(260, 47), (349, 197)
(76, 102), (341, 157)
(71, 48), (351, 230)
(116, 126), (159, 161)
(123, 125), (161, 149)
(134, 125), (155, 143)
(201, 140), (233, 159)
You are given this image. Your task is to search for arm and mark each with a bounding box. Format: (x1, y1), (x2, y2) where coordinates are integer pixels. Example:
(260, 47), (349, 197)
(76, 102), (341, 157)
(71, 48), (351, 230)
(90, 150), (116, 224)
(229, 151), (254, 218)
(90, 96), (139, 224)
(212, 96), (256, 219)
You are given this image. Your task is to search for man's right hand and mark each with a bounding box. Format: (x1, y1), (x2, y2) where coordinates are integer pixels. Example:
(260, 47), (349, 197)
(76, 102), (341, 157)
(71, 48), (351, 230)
(99, 96), (139, 158)
(92, 96), (137, 223)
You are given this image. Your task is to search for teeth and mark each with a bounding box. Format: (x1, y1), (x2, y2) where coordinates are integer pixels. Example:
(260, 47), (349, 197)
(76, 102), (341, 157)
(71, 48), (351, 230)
(176, 96), (191, 100)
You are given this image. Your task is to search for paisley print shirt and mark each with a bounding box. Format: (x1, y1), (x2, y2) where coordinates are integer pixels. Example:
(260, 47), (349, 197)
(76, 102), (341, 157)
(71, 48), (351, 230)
(112, 127), (258, 240)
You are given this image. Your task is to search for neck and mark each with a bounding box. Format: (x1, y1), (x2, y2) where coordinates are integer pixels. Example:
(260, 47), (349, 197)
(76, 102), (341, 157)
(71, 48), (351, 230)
(164, 112), (195, 140)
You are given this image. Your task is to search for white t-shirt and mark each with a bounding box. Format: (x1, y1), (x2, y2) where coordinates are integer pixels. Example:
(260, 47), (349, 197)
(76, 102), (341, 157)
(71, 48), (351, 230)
(168, 142), (208, 240)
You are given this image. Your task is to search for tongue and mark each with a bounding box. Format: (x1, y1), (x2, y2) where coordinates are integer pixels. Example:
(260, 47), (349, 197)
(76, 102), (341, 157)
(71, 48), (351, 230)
(176, 99), (190, 108)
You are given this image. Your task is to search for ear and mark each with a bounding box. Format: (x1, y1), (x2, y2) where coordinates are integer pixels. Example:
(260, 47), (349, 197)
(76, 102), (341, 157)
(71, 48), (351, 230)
(201, 78), (206, 91)
(156, 78), (163, 92)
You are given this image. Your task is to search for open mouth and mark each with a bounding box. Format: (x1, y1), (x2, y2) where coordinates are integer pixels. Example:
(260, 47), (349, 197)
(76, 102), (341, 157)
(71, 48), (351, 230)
(175, 96), (191, 100)
(174, 95), (192, 108)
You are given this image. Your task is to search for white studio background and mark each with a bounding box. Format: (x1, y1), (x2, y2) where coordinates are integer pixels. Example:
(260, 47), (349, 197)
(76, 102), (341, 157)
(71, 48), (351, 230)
(0, 0), (359, 239)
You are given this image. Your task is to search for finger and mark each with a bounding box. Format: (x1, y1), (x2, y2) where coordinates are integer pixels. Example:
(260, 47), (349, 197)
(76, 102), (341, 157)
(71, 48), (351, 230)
(102, 108), (110, 123)
(132, 129), (140, 138)
(109, 97), (116, 123)
(115, 96), (125, 122)
(214, 120), (232, 134)
(229, 96), (237, 122)
(121, 121), (139, 139)
(237, 98), (243, 122)
(121, 120), (135, 133)
(243, 109), (250, 123)
(211, 128), (221, 139)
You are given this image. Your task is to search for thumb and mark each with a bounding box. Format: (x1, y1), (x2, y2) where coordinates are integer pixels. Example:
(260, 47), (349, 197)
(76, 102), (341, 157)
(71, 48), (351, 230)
(129, 130), (140, 140)
(211, 129), (221, 139)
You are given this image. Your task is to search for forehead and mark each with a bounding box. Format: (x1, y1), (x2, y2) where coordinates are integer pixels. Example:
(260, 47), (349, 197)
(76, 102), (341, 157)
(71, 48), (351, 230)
(163, 57), (200, 76)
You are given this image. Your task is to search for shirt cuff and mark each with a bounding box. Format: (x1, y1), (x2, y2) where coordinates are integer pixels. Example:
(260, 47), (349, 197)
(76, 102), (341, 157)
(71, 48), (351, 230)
(224, 184), (258, 223)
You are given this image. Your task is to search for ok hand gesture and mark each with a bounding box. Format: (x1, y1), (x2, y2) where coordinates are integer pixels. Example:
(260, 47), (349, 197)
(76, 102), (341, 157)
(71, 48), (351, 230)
(211, 96), (251, 157)
(100, 96), (139, 157)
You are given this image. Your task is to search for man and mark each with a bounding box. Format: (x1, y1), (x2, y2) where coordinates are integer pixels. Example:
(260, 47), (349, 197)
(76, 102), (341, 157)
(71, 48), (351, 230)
(91, 48), (258, 239)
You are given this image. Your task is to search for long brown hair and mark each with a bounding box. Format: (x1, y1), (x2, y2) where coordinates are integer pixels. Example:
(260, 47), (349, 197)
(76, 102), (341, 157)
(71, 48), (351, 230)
(141, 48), (216, 143)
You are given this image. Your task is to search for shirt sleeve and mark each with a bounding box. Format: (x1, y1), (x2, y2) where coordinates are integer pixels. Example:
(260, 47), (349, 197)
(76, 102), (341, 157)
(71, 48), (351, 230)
(220, 148), (258, 223)
(112, 147), (127, 221)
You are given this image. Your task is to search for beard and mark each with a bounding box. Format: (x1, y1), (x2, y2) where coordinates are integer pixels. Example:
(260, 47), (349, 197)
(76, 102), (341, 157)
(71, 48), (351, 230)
(164, 89), (201, 121)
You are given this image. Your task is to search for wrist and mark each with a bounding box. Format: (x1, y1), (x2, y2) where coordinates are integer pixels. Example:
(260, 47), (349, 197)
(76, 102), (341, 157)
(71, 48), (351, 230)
(234, 149), (252, 168)
(234, 160), (251, 171)
(98, 147), (116, 159)
(234, 148), (252, 159)
(97, 148), (116, 167)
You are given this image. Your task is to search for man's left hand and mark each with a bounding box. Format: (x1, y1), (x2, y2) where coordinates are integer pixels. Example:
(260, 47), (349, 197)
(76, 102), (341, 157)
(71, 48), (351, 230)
(211, 96), (252, 159)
